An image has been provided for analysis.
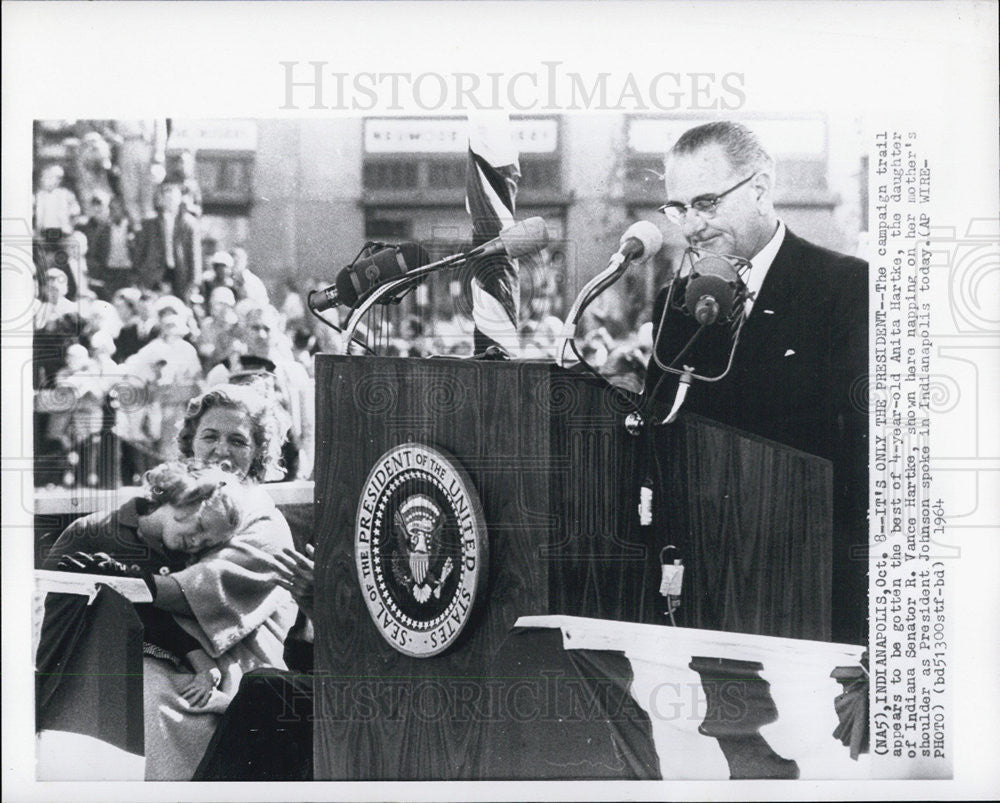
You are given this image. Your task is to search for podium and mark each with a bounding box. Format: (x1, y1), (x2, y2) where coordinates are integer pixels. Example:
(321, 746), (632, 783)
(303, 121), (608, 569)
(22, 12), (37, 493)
(312, 355), (833, 780)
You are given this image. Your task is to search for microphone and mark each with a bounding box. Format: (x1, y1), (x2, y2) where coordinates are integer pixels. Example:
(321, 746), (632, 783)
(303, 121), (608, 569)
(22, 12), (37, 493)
(472, 216), (549, 260)
(556, 220), (662, 367)
(648, 249), (751, 423)
(314, 219), (548, 314)
(311, 242), (430, 311)
(684, 254), (744, 326)
(616, 220), (664, 263)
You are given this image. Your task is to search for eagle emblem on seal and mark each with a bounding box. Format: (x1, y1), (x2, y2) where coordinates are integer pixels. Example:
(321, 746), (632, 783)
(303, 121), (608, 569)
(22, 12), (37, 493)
(391, 494), (454, 603)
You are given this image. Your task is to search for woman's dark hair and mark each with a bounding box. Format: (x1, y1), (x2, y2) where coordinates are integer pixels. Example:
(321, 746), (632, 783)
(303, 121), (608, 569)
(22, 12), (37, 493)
(176, 384), (289, 482)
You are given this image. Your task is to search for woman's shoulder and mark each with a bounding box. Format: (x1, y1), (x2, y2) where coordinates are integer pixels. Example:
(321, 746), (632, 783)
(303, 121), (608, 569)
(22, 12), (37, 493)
(233, 487), (293, 544)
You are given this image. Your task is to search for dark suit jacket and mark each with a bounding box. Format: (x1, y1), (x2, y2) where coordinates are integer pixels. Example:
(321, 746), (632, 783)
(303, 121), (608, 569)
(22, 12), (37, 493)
(80, 219), (110, 276)
(134, 210), (201, 298)
(644, 228), (869, 643)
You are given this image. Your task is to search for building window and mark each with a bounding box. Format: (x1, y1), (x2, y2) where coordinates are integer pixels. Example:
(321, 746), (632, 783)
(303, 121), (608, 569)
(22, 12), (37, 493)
(361, 117), (566, 206)
(519, 155), (561, 194)
(364, 213), (414, 241)
(196, 153), (254, 209)
(363, 160), (419, 190)
(426, 159), (466, 189)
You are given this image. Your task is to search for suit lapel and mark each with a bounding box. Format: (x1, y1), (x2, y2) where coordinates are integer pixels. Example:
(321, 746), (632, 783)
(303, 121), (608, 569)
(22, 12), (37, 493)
(739, 230), (805, 357)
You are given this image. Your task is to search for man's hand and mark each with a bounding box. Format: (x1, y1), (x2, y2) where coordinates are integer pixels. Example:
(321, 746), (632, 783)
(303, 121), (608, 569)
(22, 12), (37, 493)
(179, 667), (222, 709)
(273, 544), (315, 618)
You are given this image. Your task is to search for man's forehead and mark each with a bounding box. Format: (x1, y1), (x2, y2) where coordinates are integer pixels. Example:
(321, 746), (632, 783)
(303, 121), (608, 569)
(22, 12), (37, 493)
(663, 144), (736, 199)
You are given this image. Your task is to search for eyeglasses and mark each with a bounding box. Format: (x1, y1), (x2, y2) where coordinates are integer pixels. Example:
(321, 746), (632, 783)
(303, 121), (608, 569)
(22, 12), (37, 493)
(658, 173), (757, 224)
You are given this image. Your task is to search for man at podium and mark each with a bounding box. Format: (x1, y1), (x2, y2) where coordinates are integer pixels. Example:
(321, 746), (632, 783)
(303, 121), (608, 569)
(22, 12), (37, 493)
(643, 121), (869, 645)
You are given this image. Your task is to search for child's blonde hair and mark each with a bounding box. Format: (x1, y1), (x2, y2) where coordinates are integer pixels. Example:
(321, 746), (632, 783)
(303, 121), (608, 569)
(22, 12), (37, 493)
(142, 459), (246, 538)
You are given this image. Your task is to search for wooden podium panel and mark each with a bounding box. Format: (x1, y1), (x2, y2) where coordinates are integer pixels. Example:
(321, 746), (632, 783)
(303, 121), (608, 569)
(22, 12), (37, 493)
(311, 356), (654, 779)
(652, 415), (834, 641)
(311, 355), (833, 780)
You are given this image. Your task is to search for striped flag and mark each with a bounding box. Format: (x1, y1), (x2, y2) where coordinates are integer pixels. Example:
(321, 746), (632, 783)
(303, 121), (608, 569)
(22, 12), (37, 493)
(466, 114), (522, 356)
(516, 615), (881, 780)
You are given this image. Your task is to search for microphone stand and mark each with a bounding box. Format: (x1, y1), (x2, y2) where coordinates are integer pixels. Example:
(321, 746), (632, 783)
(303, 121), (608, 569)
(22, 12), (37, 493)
(648, 278), (749, 425)
(556, 252), (634, 368)
(340, 250), (475, 353)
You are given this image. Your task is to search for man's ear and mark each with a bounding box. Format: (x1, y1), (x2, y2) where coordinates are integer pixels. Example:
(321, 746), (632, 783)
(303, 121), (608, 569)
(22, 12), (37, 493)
(752, 170), (775, 210)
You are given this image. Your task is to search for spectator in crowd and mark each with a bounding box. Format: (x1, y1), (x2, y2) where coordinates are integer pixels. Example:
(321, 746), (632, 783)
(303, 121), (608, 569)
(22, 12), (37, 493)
(134, 182), (201, 298)
(134, 182), (180, 291)
(34, 164), (82, 296)
(279, 278), (306, 329)
(89, 328), (119, 377)
(34, 164), (80, 241)
(135, 288), (160, 343)
(40, 342), (108, 487)
(105, 196), (135, 285)
(34, 267), (76, 331)
(168, 149), (203, 216)
(197, 286), (241, 369)
(121, 299), (203, 465)
(83, 299), (123, 343)
(289, 328), (317, 376)
(65, 230), (93, 300)
(202, 250), (235, 299)
(113, 119), (167, 228)
(110, 287), (148, 361)
(73, 131), (115, 211)
(231, 247), (270, 305)
(174, 183), (203, 298)
(79, 196), (112, 298)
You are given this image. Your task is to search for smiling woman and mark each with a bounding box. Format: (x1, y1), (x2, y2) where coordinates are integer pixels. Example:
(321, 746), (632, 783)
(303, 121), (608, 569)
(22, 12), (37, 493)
(177, 383), (289, 482)
(190, 406), (257, 478)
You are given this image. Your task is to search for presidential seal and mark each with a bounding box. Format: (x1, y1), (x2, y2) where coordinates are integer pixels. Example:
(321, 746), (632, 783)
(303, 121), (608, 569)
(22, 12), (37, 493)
(355, 443), (488, 657)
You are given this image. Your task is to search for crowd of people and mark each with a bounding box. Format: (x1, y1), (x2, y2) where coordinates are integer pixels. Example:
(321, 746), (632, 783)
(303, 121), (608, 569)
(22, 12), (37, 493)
(33, 260), (319, 487)
(32, 128), (649, 489)
(31, 120), (325, 487)
(33, 264), (649, 491)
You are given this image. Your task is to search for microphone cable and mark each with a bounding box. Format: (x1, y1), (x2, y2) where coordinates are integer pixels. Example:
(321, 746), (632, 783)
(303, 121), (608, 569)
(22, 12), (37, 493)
(639, 280), (708, 421)
(565, 337), (645, 419)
